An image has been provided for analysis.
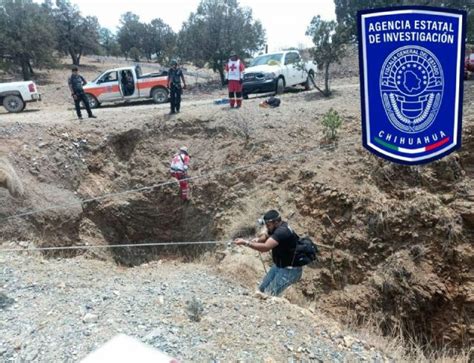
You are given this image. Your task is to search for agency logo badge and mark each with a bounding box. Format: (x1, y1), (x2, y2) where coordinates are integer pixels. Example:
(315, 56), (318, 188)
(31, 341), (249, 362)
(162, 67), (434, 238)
(358, 7), (466, 165)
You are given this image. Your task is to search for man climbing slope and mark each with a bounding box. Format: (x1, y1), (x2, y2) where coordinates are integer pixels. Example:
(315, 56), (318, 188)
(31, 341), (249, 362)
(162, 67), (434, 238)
(234, 210), (303, 296)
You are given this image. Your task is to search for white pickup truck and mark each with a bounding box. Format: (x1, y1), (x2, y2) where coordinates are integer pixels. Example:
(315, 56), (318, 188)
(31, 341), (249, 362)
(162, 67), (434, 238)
(242, 50), (317, 98)
(0, 81), (41, 113)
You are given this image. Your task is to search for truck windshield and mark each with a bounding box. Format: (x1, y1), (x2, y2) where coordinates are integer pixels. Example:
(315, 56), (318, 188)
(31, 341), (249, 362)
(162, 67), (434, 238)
(250, 53), (283, 66)
(92, 73), (105, 83)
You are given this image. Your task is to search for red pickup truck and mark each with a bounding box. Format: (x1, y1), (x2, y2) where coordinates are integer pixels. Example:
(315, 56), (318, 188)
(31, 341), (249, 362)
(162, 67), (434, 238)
(83, 65), (169, 108)
(465, 52), (474, 80)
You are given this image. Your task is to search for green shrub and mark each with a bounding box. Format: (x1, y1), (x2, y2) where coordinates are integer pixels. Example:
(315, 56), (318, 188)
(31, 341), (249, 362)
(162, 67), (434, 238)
(322, 108), (342, 140)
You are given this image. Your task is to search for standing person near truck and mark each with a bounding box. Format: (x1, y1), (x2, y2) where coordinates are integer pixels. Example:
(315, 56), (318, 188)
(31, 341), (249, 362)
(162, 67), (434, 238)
(225, 51), (245, 108)
(167, 60), (186, 115)
(68, 66), (97, 120)
(123, 70), (135, 96)
(170, 146), (191, 201)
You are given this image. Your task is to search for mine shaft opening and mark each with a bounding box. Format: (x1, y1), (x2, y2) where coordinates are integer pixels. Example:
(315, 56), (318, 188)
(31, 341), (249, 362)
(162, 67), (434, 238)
(60, 120), (232, 267)
(81, 189), (220, 266)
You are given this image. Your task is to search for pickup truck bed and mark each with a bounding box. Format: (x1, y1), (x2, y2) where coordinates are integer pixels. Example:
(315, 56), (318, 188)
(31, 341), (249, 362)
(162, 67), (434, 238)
(0, 81), (41, 113)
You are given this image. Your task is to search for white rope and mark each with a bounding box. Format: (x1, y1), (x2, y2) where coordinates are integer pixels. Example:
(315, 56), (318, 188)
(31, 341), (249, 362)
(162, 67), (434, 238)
(0, 238), (337, 254)
(0, 239), (230, 253)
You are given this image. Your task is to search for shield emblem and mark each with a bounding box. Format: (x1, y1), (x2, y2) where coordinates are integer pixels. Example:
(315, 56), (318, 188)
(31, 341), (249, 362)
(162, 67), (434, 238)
(358, 6), (466, 165)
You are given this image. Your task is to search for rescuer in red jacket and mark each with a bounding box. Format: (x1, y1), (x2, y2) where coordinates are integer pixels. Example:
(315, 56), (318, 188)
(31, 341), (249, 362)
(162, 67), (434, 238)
(170, 146), (191, 201)
(225, 51), (245, 108)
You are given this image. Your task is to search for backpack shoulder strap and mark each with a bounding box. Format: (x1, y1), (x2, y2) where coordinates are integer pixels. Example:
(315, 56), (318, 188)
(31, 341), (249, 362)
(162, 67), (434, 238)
(289, 226), (300, 267)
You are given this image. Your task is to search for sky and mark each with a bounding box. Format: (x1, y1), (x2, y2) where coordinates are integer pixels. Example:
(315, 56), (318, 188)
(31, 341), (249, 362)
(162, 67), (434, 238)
(37, 0), (336, 51)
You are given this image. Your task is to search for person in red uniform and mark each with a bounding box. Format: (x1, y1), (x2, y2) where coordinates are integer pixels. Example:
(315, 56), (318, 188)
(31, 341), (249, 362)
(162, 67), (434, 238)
(170, 146), (191, 201)
(225, 51), (245, 108)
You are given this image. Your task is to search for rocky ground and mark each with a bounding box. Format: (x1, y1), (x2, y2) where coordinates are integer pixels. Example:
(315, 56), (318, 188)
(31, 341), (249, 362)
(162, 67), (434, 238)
(0, 56), (473, 361)
(0, 252), (387, 362)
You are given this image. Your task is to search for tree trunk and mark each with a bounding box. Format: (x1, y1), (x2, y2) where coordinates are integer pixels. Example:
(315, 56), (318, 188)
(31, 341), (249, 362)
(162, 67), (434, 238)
(27, 61), (34, 76)
(20, 57), (31, 81)
(305, 67), (325, 95)
(323, 63), (331, 97)
(69, 49), (80, 66)
(217, 61), (225, 86)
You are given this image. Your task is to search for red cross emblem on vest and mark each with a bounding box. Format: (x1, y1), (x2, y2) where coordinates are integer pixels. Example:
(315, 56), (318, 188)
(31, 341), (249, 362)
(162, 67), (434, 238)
(229, 63), (237, 71)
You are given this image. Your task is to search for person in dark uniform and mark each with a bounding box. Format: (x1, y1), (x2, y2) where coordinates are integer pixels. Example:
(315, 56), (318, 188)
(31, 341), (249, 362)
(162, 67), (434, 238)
(167, 59), (186, 115)
(68, 66), (96, 120)
(234, 210), (303, 296)
(123, 70), (135, 96)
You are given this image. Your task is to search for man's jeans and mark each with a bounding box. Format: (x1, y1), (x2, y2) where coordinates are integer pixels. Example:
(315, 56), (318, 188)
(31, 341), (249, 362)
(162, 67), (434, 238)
(259, 265), (302, 296)
(73, 91), (93, 118)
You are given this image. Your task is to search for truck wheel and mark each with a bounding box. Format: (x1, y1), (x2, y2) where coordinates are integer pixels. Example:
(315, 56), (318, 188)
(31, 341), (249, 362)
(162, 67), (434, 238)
(3, 95), (25, 113)
(305, 71), (315, 90)
(275, 77), (285, 95)
(243, 94), (249, 100)
(151, 88), (168, 104)
(86, 94), (99, 109)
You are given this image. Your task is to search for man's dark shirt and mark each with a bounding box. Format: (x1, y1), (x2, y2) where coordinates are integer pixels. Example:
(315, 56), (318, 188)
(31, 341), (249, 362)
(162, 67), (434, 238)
(68, 74), (86, 94)
(269, 222), (299, 267)
(168, 68), (183, 89)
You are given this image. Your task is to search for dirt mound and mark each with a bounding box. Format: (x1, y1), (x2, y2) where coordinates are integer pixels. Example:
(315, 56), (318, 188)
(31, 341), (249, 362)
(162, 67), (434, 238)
(292, 130), (474, 349)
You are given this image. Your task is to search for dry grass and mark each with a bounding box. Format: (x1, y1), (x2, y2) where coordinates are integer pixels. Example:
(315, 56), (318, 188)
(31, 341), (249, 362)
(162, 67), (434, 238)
(343, 311), (471, 362)
(234, 113), (252, 144)
(0, 157), (24, 198)
(438, 212), (464, 253)
(282, 285), (312, 308)
(226, 195), (269, 240)
(409, 245), (426, 264)
(199, 247), (266, 293)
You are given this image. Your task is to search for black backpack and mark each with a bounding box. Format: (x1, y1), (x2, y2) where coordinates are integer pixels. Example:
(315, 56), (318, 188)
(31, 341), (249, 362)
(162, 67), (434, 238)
(292, 237), (319, 266)
(266, 96), (281, 108)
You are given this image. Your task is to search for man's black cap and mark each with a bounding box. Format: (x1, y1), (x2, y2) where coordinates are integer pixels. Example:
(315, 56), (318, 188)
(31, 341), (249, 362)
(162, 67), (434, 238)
(263, 210), (280, 222)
